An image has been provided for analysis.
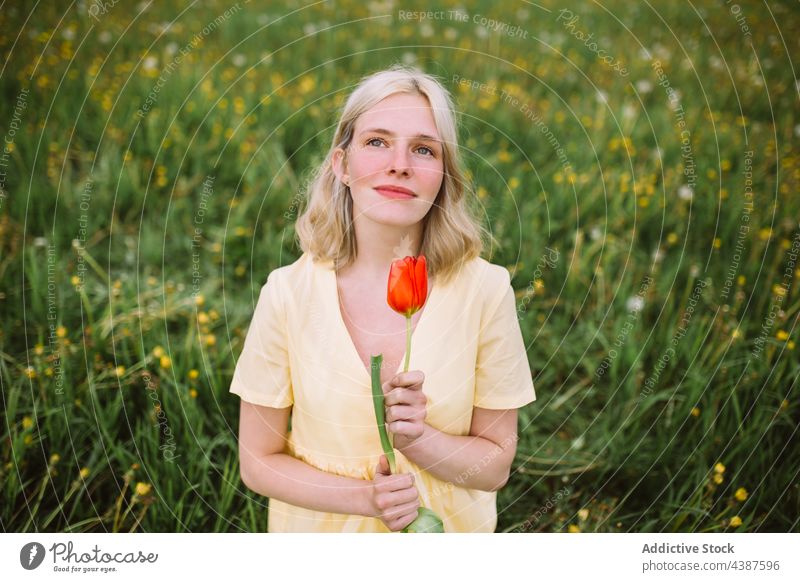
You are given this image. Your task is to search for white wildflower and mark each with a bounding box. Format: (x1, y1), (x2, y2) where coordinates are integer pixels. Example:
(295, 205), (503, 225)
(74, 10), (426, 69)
(627, 295), (644, 313)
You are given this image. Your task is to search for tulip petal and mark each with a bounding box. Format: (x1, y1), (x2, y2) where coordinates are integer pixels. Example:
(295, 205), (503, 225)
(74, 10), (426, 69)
(387, 255), (428, 317)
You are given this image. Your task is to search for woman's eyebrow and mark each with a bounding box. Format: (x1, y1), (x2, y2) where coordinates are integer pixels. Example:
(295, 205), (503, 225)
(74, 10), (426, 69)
(359, 127), (441, 143)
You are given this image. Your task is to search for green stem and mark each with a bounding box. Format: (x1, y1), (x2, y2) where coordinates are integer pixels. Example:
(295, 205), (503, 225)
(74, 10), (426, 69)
(370, 354), (397, 474)
(403, 315), (411, 373)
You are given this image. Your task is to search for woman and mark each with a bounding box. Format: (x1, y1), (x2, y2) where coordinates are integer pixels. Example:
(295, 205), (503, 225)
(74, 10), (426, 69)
(230, 63), (536, 532)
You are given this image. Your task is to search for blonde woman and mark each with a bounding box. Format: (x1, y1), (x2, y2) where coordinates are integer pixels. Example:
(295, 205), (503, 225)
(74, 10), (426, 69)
(230, 63), (536, 532)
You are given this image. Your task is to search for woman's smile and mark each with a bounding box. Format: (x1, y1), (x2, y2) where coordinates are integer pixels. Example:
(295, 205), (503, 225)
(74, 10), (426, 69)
(374, 185), (416, 200)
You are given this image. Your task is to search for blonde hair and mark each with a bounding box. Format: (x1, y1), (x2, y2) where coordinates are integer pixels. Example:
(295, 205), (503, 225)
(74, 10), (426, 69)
(294, 63), (491, 286)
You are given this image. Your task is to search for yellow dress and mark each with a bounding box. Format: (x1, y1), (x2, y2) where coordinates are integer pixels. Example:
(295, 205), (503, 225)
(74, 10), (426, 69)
(229, 252), (536, 532)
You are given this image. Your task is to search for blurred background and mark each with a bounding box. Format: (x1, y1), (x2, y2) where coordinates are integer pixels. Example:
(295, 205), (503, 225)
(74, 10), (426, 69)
(1, 0), (798, 532)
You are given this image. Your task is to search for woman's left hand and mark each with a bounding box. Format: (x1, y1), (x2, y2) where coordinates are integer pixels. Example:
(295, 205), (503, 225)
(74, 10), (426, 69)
(383, 370), (428, 448)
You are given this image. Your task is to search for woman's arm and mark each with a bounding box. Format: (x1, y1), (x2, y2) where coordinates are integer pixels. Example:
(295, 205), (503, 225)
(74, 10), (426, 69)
(394, 407), (519, 492)
(238, 400), (373, 516)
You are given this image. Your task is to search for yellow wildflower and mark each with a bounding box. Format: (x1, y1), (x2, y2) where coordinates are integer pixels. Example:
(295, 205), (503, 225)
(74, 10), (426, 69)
(22, 416), (34, 429)
(71, 275), (81, 286)
(135, 482), (152, 496)
(729, 516), (742, 527)
(713, 473), (724, 485)
(188, 369), (199, 380)
(205, 335), (217, 347)
(776, 330), (789, 341)
(115, 365), (126, 377)
(24, 366), (37, 379)
(714, 462), (726, 474)
(577, 508), (589, 521)
(567, 524), (581, 533)
(50, 453), (61, 464)
(734, 487), (748, 501)
(153, 346), (165, 358)
(56, 326), (67, 338)
(79, 467), (90, 479)
(194, 294), (205, 306)
(159, 355), (171, 369)
(690, 407), (701, 417)
(189, 388), (198, 398)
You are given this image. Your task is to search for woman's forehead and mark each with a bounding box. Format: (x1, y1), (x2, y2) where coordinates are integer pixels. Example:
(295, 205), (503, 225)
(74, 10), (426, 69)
(356, 94), (439, 135)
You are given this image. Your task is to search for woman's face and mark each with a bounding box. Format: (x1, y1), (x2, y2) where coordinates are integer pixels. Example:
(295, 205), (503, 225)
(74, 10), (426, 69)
(333, 92), (445, 227)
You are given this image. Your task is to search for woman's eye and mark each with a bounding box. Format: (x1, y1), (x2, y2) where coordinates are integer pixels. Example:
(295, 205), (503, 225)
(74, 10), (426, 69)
(366, 138), (436, 157)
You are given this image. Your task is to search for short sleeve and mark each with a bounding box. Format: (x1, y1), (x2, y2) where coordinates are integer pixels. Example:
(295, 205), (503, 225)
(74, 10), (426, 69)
(229, 271), (294, 408)
(473, 270), (536, 409)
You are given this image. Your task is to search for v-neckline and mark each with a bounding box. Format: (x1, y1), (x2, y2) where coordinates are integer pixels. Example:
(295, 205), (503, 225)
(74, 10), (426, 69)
(323, 259), (437, 384)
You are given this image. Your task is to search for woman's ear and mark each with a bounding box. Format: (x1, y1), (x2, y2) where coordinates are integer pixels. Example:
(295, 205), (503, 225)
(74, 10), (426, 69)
(332, 147), (350, 186)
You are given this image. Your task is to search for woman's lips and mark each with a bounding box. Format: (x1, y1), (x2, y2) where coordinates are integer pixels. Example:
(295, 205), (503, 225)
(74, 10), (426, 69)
(374, 187), (415, 200)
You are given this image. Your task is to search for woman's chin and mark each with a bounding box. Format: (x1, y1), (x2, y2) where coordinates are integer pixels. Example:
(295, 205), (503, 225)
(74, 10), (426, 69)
(357, 207), (423, 226)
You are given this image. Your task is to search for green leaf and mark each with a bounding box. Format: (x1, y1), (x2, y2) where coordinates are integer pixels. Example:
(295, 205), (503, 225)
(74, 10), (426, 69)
(404, 507), (444, 533)
(370, 354), (396, 473)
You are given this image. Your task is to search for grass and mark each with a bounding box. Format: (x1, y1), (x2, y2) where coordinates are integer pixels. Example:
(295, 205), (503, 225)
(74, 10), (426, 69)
(1, 0), (798, 532)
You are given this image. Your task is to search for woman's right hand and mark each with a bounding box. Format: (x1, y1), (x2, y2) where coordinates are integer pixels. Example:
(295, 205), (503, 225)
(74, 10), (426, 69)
(366, 454), (421, 532)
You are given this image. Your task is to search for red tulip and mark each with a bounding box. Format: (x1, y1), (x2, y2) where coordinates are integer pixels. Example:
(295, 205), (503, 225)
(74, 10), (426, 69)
(371, 254), (444, 531)
(387, 255), (428, 318)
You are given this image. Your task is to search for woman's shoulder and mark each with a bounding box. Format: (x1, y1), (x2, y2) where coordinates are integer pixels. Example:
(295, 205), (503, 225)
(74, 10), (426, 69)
(460, 255), (511, 289)
(262, 252), (319, 298)
(455, 255), (512, 310)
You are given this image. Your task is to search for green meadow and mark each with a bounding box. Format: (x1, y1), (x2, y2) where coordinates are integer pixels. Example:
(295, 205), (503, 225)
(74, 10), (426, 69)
(1, 0), (798, 532)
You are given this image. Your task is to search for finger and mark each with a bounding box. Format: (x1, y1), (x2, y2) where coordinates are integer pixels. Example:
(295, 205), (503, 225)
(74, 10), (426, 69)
(380, 486), (419, 511)
(388, 420), (423, 438)
(385, 499), (421, 522)
(375, 454), (391, 476)
(391, 507), (421, 530)
(385, 387), (427, 407)
(386, 404), (423, 423)
(394, 486), (421, 505)
(377, 473), (414, 492)
(381, 380), (393, 397)
(391, 370), (424, 388)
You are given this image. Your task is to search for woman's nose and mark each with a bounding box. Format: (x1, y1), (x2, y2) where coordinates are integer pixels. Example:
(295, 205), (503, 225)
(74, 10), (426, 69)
(388, 145), (412, 175)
